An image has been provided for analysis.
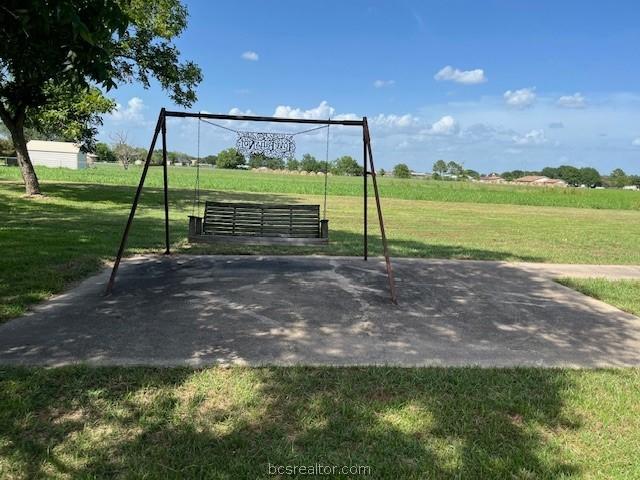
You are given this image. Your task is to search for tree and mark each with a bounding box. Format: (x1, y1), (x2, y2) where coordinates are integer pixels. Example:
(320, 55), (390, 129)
(578, 167), (601, 188)
(248, 153), (284, 170)
(216, 148), (245, 169)
(266, 157), (285, 170)
(332, 155), (363, 176)
(95, 142), (117, 163)
(248, 153), (267, 169)
(432, 159), (447, 176)
(379, 168), (386, 176)
(541, 167), (559, 179)
(27, 84), (115, 152)
(0, 136), (15, 157)
(446, 161), (464, 177)
(464, 169), (480, 180)
(610, 168), (630, 188)
(300, 153), (322, 172)
(111, 132), (138, 169)
(201, 155), (217, 166)
(286, 157), (300, 171)
(556, 165), (582, 186)
(0, 0), (202, 195)
(393, 163), (411, 178)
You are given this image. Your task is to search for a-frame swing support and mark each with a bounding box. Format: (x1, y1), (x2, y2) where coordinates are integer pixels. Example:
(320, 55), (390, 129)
(106, 108), (398, 304)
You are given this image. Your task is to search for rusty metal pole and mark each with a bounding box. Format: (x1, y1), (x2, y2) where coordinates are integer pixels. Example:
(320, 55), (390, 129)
(106, 109), (165, 295)
(363, 118), (368, 261)
(363, 118), (398, 304)
(161, 113), (170, 254)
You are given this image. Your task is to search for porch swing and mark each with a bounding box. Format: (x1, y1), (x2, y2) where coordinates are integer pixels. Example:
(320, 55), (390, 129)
(188, 117), (331, 246)
(106, 109), (397, 303)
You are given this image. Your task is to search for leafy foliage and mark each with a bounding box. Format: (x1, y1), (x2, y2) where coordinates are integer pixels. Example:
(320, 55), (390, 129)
(201, 155), (217, 166)
(393, 163), (411, 178)
(332, 155), (363, 176)
(300, 153), (324, 173)
(27, 84), (116, 152)
(95, 143), (117, 163)
(286, 158), (300, 171)
(248, 153), (285, 170)
(0, 0), (202, 193)
(433, 159), (447, 176)
(216, 148), (246, 169)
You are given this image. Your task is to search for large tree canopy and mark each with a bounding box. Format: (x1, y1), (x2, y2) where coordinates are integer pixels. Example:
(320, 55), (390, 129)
(0, 0), (202, 194)
(27, 83), (116, 151)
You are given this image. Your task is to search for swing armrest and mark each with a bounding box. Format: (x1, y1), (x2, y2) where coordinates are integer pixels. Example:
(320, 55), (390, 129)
(188, 215), (203, 236)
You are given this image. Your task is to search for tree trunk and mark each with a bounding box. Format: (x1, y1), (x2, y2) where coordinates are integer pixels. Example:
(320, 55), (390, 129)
(1, 109), (41, 195)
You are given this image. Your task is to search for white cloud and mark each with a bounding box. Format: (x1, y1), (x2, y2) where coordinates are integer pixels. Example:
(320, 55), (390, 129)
(110, 97), (145, 122)
(434, 66), (487, 85)
(373, 79), (395, 88)
(228, 107), (255, 116)
(273, 100), (335, 119)
(371, 113), (419, 129)
(512, 129), (548, 145)
(241, 51), (259, 61)
(557, 92), (586, 109)
(504, 88), (536, 109)
(427, 115), (459, 135)
(632, 137), (640, 146)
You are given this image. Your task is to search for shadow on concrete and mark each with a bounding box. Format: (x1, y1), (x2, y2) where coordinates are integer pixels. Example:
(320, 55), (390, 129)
(0, 256), (638, 367)
(0, 366), (587, 478)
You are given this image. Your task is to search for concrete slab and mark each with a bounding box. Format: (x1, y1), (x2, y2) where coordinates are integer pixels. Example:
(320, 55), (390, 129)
(1, 255), (639, 367)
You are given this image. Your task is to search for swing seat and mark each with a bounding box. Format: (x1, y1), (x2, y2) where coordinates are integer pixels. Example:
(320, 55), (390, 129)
(189, 201), (329, 246)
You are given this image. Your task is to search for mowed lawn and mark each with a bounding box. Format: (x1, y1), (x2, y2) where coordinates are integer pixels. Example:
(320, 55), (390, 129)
(2, 164), (640, 209)
(1, 167), (640, 478)
(557, 278), (640, 317)
(1, 367), (639, 479)
(1, 165), (640, 320)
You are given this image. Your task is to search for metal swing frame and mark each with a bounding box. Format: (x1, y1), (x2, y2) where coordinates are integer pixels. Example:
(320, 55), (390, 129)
(105, 108), (398, 303)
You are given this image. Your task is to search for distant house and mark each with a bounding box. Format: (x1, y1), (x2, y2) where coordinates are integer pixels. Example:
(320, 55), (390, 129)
(26, 140), (87, 169)
(411, 171), (432, 178)
(513, 175), (568, 187)
(479, 173), (505, 184)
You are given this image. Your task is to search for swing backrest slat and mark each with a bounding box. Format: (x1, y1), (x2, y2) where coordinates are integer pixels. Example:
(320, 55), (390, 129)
(203, 201), (321, 238)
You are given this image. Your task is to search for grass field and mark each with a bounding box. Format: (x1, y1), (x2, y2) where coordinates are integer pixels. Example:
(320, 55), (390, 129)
(2, 164), (640, 210)
(1, 168), (640, 478)
(1, 165), (640, 321)
(1, 366), (639, 479)
(557, 278), (640, 316)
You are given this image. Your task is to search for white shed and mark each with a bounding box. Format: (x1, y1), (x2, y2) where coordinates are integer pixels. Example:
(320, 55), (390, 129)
(26, 140), (87, 169)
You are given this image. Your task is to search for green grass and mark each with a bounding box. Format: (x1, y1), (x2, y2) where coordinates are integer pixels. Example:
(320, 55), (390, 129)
(1, 366), (638, 479)
(556, 278), (640, 316)
(2, 178), (640, 321)
(2, 171), (640, 479)
(2, 164), (640, 210)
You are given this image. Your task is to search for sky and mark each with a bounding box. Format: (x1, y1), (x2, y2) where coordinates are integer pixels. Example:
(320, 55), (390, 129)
(100, 0), (640, 174)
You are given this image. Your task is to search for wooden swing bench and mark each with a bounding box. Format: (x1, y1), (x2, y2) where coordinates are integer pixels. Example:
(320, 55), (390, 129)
(189, 201), (329, 246)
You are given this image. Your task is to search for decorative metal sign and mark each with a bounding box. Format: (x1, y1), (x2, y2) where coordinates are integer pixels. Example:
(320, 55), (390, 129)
(236, 131), (296, 159)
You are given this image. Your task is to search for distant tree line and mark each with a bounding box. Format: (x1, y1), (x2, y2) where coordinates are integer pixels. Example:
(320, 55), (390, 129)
(431, 159), (479, 180)
(93, 144), (367, 176)
(214, 149), (365, 175)
(499, 165), (640, 188)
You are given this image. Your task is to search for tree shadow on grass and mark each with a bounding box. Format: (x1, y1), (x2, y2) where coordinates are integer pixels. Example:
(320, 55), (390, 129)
(0, 366), (587, 479)
(39, 182), (305, 209)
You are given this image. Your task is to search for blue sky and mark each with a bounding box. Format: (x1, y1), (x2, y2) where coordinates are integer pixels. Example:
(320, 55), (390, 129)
(101, 0), (640, 174)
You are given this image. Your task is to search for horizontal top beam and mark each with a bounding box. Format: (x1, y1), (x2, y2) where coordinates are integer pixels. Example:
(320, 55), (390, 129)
(163, 110), (365, 127)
